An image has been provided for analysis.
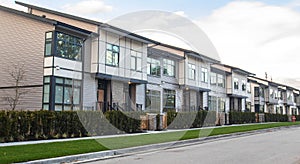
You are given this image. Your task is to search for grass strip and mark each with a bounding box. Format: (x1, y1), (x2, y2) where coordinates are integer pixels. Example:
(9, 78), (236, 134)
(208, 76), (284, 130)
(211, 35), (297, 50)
(1, 122), (300, 164)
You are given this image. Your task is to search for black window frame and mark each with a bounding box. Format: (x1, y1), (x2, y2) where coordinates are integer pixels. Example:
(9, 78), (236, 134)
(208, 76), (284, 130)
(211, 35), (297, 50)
(163, 89), (176, 109)
(163, 59), (176, 77)
(147, 58), (161, 77)
(106, 43), (120, 67)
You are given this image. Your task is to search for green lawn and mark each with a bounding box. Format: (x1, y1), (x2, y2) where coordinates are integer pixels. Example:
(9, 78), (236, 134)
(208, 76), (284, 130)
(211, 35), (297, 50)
(1, 122), (300, 164)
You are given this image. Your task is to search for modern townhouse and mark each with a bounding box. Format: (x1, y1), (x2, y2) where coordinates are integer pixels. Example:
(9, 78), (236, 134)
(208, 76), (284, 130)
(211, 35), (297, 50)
(0, 5), (92, 110)
(248, 77), (267, 113)
(248, 77), (280, 114)
(146, 44), (185, 113)
(211, 64), (253, 112)
(209, 64), (229, 124)
(294, 90), (300, 114)
(146, 43), (220, 113)
(1, 2), (300, 121)
(248, 76), (300, 115)
(0, 2), (156, 111)
(182, 50), (219, 112)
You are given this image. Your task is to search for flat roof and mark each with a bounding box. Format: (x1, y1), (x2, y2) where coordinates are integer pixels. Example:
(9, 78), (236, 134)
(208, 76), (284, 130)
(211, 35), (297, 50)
(15, 1), (158, 44)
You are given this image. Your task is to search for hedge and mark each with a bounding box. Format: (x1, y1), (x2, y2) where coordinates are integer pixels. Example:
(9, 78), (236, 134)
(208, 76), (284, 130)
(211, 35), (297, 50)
(264, 113), (288, 122)
(0, 110), (142, 143)
(166, 110), (216, 129)
(229, 111), (256, 124)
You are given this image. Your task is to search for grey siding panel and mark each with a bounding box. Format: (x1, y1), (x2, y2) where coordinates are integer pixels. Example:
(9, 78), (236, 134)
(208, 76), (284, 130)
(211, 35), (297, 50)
(0, 10), (54, 110)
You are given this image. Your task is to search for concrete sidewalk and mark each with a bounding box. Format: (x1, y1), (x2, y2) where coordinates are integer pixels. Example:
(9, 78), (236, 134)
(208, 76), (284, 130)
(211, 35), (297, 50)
(0, 122), (275, 147)
(17, 124), (300, 164)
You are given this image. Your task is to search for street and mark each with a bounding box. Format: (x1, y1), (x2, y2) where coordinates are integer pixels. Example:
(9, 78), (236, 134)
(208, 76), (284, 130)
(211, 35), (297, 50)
(84, 127), (300, 164)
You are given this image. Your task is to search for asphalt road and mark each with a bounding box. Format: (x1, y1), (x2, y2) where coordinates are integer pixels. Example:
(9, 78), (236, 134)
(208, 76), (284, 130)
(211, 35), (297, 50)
(85, 127), (300, 164)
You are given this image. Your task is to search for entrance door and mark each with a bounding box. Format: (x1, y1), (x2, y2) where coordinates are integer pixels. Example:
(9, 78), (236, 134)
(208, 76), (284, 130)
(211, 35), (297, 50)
(98, 89), (105, 111)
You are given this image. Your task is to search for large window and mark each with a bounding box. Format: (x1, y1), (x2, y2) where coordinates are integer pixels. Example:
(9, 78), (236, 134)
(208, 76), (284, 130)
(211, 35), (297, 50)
(44, 31), (83, 61)
(242, 80), (246, 91)
(217, 74), (225, 88)
(106, 43), (119, 66)
(43, 76), (81, 111)
(201, 68), (208, 83)
(147, 58), (161, 76)
(146, 90), (161, 112)
(234, 78), (239, 90)
(163, 59), (175, 77)
(210, 72), (217, 85)
(208, 96), (217, 111)
(188, 63), (196, 80)
(56, 32), (82, 61)
(218, 98), (226, 112)
(130, 50), (142, 71)
(163, 89), (176, 109)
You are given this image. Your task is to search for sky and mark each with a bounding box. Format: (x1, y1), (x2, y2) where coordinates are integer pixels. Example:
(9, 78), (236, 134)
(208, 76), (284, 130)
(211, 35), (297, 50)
(1, 0), (300, 88)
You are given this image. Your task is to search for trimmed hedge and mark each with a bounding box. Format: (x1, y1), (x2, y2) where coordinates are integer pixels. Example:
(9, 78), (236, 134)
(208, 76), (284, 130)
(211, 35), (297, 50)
(0, 110), (142, 143)
(229, 111), (256, 124)
(166, 110), (216, 129)
(264, 113), (288, 122)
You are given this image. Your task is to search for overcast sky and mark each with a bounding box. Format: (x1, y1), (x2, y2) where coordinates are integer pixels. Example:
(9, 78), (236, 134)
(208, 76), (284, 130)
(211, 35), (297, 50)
(1, 0), (300, 88)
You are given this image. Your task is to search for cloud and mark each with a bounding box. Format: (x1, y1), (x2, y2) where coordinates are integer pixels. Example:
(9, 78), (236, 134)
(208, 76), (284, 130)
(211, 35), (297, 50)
(62, 0), (113, 15)
(174, 11), (188, 18)
(196, 1), (300, 87)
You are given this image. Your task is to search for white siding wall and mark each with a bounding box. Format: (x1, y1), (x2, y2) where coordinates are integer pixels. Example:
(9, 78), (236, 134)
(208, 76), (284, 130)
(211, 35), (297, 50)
(97, 30), (147, 81)
(184, 55), (210, 90)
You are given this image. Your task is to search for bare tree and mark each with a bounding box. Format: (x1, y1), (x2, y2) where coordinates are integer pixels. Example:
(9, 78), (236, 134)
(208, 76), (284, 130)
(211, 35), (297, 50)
(4, 64), (27, 110)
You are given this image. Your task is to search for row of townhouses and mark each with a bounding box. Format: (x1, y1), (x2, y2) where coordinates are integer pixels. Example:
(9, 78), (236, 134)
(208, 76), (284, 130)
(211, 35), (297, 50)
(0, 2), (300, 117)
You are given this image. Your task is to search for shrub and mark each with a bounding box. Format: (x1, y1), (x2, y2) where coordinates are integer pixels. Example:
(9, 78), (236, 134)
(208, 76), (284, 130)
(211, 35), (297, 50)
(264, 113), (288, 122)
(0, 110), (142, 143)
(229, 111), (256, 124)
(166, 110), (216, 129)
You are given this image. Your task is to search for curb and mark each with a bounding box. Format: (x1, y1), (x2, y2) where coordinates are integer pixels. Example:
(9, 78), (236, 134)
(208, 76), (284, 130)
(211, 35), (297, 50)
(18, 125), (300, 164)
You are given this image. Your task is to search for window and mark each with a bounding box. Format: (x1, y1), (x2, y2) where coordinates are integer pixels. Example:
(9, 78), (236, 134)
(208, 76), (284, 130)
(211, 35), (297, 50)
(270, 89), (274, 98)
(218, 98), (225, 112)
(247, 83), (251, 94)
(163, 89), (176, 109)
(43, 76), (51, 110)
(242, 80), (246, 91)
(146, 90), (161, 112)
(254, 87), (260, 97)
(278, 91), (282, 100)
(210, 72), (217, 85)
(208, 96), (217, 111)
(130, 50), (142, 71)
(201, 68), (208, 83)
(45, 32), (52, 56)
(163, 59), (175, 77)
(106, 43), (119, 66)
(43, 76), (81, 111)
(234, 78), (239, 90)
(147, 58), (161, 76)
(217, 74), (225, 88)
(56, 32), (83, 61)
(188, 64), (196, 80)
